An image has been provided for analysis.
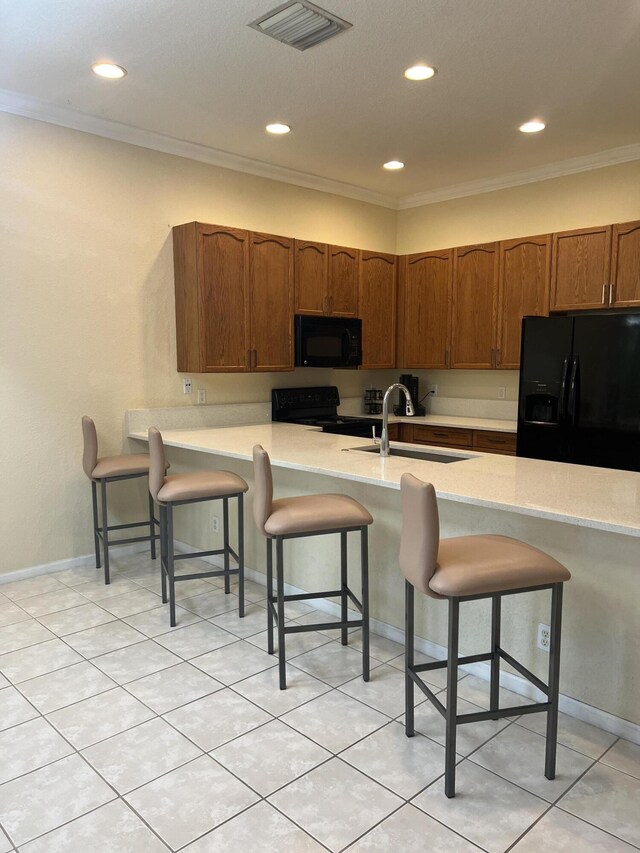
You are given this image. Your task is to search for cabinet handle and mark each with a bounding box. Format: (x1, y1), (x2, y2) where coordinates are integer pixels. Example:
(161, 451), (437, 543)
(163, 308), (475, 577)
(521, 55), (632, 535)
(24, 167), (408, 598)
(609, 284), (615, 305)
(328, 295), (333, 314)
(487, 437), (506, 444)
(445, 349), (450, 368)
(495, 348), (500, 367)
(433, 432), (449, 438)
(602, 284), (607, 305)
(253, 349), (258, 369)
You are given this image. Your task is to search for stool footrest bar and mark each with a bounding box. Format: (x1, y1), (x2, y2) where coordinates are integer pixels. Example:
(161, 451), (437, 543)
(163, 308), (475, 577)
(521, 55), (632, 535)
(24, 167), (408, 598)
(285, 619), (363, 634)
(413, 651), (492, 674)
(458, 702), (551, 725)
(409, 670), (447, 716)
(174, 548), (226, 561)
(499, 649), (549, 695)
(97, 533), (160, 545)
(172, 569), (239, 583)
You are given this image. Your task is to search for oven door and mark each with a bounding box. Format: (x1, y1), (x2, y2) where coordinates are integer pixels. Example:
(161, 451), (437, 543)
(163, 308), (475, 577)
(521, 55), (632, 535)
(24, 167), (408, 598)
(295, 315), (362, 367)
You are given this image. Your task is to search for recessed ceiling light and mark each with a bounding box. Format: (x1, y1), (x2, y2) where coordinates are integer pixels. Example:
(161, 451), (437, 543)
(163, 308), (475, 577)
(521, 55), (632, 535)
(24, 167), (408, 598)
(519, 119), (546, 133)
(266, 123), (291, 135)
(404, 64), (437, 81)
(383, 160), (405, 170)
(91, 62), (127, 79)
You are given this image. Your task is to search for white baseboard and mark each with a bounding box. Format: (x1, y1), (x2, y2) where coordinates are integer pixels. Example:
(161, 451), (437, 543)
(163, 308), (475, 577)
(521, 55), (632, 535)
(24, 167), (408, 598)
(3, 543), (638, 745)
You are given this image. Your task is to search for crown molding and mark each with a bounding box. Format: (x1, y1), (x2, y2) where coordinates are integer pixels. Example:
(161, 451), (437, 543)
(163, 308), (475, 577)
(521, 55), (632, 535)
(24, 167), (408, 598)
(397, 143), (640, 209)
(2, 88), (639, 214)
(0, 88), (398, 209)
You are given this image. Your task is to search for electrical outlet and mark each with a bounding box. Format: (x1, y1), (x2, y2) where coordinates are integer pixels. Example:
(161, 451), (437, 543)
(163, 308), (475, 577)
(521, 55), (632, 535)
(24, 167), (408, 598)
(427, 384), (438, 396)
(212, 516), (219, 533)
(197, 389), (206, 404)
(498, 386), (506, 400)
(182, 377), (192, 394)
(537, 623), (551, 652)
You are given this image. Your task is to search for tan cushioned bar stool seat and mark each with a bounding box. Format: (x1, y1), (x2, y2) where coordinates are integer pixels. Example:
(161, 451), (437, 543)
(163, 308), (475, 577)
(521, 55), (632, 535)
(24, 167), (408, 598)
(91, 454), (151, 479)
(264, 494), (373, 537)
(429, 534), (571, 598)
(157, 471), (248, 503)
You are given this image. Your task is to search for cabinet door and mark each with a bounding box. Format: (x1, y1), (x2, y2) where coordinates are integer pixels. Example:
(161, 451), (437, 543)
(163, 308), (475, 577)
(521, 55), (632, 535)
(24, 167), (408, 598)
(611, 220), (640, 308)
(359, 251), (397, 369)
(294, 240), (327, 315)
(451, 243), (498, 369)
(198, 224), (250, 372)
(497, 235), (551, 369)
(249, 232), (294, 372)
(328, 245), (359, 316)
(402, 250), (452, 369)
(550, 225), (612, 311)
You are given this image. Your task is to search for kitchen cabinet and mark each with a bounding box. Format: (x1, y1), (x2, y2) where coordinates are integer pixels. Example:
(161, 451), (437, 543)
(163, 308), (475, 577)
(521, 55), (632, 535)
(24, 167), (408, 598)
(497, 235), (551, 369)
(173, 222), (293, 373)
(294, 241), (358, 317)
(249, 232), (294, 371)
(550, 225), (612, 311)
(359, 250), (397, 369)
(399, 423), (515, 455)
(294, 240), (327, 315)
(610, 220), (640, 308)
(400, 250), (453, 369)
(451, 243), (499, 369)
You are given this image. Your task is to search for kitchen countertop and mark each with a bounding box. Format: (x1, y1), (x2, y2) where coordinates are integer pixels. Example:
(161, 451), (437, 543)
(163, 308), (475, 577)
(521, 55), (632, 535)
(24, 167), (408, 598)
(129, 423), (640, 537)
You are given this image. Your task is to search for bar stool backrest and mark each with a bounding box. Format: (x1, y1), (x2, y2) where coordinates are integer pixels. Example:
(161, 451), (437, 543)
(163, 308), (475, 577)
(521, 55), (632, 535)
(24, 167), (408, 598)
(400, 473), (440, 595)
(82, 416), (98, 479)
(252, 445), (273, 535)
(148, 427), (167, 501)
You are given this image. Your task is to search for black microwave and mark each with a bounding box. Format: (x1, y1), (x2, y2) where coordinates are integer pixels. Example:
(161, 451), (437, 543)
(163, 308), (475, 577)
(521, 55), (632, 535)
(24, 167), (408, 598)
(294, 315), (362, 368)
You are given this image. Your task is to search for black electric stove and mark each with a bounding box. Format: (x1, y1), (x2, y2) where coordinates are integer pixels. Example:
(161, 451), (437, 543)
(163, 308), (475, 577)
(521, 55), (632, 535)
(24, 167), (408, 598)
(272, 386), (382, 438)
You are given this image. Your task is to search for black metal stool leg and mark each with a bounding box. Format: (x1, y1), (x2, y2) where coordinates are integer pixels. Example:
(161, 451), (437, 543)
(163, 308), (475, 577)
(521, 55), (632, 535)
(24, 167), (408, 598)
(445, 597), (460, 798)
(361, 526), (370, 682)
(545, 583), (563, 779)
(340, 531), (348, 646)
(490, 594), (501, 719)
(237, 494), (245, 618)
(266, 538), (274, 654)
(223, 497), (230, 594)
(100, 479), (110, 584)
(167, 503), (176, 627)
(91, 481), (101, 569)
(160, 504), (167, 604)
(149, 492), (156, 560)
(276, 536), (286, 689)
(405, 580), (415, 737)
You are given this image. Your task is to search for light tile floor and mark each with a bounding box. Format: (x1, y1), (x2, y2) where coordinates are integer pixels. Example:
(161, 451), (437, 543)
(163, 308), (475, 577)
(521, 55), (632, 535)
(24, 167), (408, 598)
(0, 551), (638, 852)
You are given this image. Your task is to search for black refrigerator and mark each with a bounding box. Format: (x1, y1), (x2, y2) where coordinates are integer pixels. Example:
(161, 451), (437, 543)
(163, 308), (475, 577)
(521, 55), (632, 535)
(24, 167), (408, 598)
(517, 313), (640, 472)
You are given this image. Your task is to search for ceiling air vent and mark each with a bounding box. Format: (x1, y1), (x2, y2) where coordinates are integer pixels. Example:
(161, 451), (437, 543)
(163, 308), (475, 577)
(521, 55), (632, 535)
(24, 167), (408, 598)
(249, 1), (352, 51)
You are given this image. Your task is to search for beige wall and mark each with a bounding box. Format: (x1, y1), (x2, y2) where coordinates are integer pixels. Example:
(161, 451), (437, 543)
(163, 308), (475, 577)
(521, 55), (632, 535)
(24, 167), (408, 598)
(0, 112), (395, 573)
(398, 159), (640, 253)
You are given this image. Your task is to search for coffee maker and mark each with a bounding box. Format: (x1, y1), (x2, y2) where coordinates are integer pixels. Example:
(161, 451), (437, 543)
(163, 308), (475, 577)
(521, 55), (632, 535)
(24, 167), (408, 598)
(396, 374), (425, 416)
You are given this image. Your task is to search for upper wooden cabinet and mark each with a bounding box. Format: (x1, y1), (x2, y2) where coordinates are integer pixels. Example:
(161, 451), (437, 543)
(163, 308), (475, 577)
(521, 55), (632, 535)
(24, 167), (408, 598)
(497, 235), (551, 369)
(359, 251), (397, 369)
(400, 250), (453, 369)
(328, 245), (358, 317)
(294, 241), (358, 317)
(451, 243), (499, 369)
(249, 232), (294, 372)
(611, 220), (640, 308)
(550, 225), (612, 311)
(173, 222), (293, 373)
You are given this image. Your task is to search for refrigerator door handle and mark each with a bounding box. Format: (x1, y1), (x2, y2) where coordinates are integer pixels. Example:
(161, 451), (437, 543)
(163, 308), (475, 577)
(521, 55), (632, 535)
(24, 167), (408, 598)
(559, 356), (570, 422)
(567, 356), (579, 425)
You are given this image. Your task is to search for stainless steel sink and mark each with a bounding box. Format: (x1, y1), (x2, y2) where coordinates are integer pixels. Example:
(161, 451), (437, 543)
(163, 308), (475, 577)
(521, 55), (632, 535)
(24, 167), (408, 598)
(346, 445), (474, 463)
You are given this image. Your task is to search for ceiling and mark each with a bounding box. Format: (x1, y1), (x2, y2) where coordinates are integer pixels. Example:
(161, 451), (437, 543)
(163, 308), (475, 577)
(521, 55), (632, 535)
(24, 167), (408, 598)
(1, 0), (640, 207)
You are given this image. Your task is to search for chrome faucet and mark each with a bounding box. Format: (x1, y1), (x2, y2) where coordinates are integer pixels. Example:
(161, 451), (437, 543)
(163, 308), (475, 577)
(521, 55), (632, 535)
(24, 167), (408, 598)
(380, 383), (414, 457)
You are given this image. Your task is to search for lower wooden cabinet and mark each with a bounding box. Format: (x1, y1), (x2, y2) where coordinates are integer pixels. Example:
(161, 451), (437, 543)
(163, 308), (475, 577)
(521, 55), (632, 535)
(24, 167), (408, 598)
(395, 423), (516, 456)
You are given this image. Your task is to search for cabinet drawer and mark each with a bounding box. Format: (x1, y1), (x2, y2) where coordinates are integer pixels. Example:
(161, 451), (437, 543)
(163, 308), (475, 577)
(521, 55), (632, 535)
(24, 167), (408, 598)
(473, 430), (516, 454)
(412, 426), (473, 448)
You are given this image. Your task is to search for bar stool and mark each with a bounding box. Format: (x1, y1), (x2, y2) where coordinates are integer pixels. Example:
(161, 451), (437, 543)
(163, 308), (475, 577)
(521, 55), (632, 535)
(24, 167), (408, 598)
(252, 445), (373, 690)
(82, 416), (160, 585)
(149, 427), (248, 626)
(400, 473), (571, 798)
